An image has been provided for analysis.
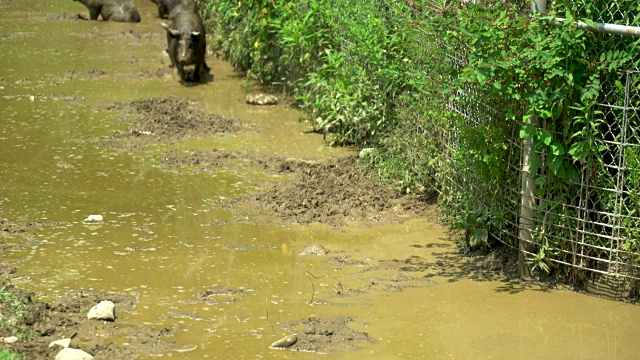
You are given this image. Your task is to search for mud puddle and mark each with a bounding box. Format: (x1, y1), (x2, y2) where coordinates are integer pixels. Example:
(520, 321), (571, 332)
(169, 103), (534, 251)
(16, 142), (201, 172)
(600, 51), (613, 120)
(1, 0), (640, 359)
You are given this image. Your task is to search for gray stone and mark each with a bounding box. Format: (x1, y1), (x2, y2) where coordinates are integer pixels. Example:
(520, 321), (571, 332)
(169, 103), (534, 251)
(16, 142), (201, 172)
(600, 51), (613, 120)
(49, 338), (72, 349)
(299, 244), (329, 256)
(269, 334), (298, 349)
(358, 147), (375, 158)
(83, 215), (103, 223)
(246, 93), (278, 106)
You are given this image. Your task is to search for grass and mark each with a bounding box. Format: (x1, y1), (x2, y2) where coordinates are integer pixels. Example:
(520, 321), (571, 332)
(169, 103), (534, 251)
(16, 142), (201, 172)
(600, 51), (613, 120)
(0, 350), (24, 360)
(0, 285), (29, 360)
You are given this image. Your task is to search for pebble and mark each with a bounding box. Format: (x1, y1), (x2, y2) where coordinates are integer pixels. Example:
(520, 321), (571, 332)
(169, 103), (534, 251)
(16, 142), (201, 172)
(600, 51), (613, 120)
(87, 300), (115, 321)
(83, 215), (103, 223)
(55, 348), (94, 360)
(269, 334), (298, 349)
(3, 336), (19, 344)
(49, 338), (72, 349)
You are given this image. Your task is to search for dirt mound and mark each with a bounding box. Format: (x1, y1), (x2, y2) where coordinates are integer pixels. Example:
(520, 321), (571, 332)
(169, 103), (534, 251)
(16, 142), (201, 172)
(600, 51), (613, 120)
(161, 150), (437, 228)
(97, 97), (254, 151)
(0, 284), (187, 359)
(0, 216), (59, 252)
(161, 148), (302, 174)
(238, 156), (437, 228)
(132, 66), (174, 79)
(277, 316), (372, 353)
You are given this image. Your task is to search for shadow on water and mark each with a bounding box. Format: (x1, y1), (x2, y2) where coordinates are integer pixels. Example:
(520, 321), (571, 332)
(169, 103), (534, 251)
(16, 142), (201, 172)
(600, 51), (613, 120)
(397, 237), (549, 294)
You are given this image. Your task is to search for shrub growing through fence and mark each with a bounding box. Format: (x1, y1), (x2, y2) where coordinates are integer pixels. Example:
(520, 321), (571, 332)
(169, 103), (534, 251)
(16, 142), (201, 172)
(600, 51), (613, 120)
(201, 0), (640, 285)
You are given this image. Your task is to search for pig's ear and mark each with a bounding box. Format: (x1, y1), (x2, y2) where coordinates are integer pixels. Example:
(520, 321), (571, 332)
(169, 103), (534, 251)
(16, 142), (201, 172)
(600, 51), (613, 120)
(161, 23), (180, 37)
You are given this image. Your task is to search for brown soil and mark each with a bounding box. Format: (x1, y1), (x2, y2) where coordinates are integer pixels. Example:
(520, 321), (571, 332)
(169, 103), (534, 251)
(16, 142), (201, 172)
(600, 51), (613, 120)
(0, 283), (186, 359)
(161, 149), (439, 228)
(277, 317), (373, 353)
(0, 215), (191, 359)
(96, 97), (255, 151)
(0, 216), (57, 251)
(236, 156), (437, 228)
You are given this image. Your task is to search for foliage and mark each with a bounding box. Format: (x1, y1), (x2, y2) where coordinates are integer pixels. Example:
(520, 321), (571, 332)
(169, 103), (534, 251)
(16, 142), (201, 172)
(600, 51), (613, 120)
(436, 0), (640, 275)
(202, 0), (640, 279)
(203, 0), (332, 92)
(0, 285), (30, 340)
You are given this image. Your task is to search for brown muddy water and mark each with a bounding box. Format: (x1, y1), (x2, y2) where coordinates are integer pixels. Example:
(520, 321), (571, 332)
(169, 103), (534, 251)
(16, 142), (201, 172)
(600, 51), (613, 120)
(1, 0), (640, 359)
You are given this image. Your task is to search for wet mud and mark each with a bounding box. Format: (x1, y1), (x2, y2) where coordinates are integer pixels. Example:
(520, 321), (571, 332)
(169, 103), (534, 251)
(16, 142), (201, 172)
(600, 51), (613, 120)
(3, 0), (640, 359)
(162, 150), (438, 228)
(278, 317), (373, 353)
(0, 217), (59, 251)
(0, 281), (186, 359)
(97, 97), (254, 150)
(0, 217), (192, 359)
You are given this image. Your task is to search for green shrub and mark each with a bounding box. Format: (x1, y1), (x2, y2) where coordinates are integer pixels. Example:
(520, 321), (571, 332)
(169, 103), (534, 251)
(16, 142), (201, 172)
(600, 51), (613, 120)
(202, 0), (640, 276)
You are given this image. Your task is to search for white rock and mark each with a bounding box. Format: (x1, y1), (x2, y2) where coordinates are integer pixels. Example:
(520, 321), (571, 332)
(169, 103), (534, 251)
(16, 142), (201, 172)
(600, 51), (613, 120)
(359, 147), (375, 158)
(49, 338), (72, 349)
(246, 93), (278, 106)
(83, 215), (103, 223)
(55, 348), (94, 360)
(3, 336), (19, 344)
(87, 300), (115, 321)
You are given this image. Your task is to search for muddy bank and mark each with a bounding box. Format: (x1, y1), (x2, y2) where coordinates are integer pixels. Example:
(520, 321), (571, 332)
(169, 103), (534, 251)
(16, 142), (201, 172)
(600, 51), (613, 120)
(277, 317), (373, 353)
(161, 149), (438, 228)
(0, 283), (186, 359)
(0, 216), (59, 251)
(96, 97), (255, 151)
(0, 216), (189, 359)
(237, 156), (437, 228)
(96, 102), (439, 229)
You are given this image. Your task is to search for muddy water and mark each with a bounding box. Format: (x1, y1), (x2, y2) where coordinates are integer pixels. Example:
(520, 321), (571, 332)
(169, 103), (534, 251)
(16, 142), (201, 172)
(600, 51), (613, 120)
(1, 0), (639, 359)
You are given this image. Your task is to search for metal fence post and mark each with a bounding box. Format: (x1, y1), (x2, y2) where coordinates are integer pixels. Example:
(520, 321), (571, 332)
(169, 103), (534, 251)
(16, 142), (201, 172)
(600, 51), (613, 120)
(518, 0), (547, 277)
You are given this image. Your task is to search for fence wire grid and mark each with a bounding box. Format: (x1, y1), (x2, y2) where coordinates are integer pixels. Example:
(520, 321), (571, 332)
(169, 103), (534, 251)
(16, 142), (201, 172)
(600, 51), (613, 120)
(414, 1), (640, 295)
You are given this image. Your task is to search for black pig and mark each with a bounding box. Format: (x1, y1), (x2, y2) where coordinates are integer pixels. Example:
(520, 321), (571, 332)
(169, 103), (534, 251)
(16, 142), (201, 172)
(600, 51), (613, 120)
(162, 11), (209, 83)
(73, 0), (141, 22)
(156, 0), (197, 19)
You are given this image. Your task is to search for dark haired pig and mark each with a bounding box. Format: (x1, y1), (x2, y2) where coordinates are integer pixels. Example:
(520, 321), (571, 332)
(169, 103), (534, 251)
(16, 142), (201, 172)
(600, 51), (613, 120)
(73, 0), (141, 22)
(162, 11), (210, 83)
(156, 0), (197, 19)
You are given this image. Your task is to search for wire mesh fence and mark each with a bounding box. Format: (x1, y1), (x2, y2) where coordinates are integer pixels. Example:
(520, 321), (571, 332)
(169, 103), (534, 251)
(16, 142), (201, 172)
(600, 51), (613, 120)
(418, 0), (640, 295)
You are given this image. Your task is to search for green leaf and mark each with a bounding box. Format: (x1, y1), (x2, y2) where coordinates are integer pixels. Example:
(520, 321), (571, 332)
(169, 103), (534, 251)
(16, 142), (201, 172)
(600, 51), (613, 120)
(540, 128), (553, 145)
(520, 124), (535, 139)
(535, 176), (547, 186)
(493, 81), (502, 89)
(549, 140), (565, 156)
(567, 168), (580, 182)
(548, 155), (566, 179)
(474, 69), (488, 85)
(568, 141), (589, 162)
